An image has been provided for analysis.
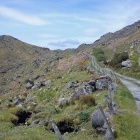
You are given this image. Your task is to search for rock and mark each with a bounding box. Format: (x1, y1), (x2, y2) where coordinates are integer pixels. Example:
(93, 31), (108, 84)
(86, 80), (96, 87)
(70, 82), (96, 100)
(24, 97), (33, 104)
(32, 74), (40, 80)
(95, 76), (111, 90)
(34, 81), (42, 88)
(91, 110), (111, 129)
(104, 129), (112, 140)
(58, 98), (69, 106)
(41, 80), (51, 86)
(31, 85), (38, 89)
(31, 120), (40, 125)
(85, 84), (95, 93)
(121, 60), (132, 68)
(96, 127), (106, 134)
(67, 81), (79, 89)
(17, 104), (23, 108)
(26, 81), (34, 90)
(39, 120), (48, 126)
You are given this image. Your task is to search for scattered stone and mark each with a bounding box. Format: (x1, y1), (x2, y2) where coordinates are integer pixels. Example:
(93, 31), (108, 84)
(24, 97), (33, 105)
(58, 98), (69, 106)
(121, 60), (132, 68)
(67, 81), (79, 89)
(32, 74), (40, 80)
(31, 120), (40, 125)
(26, 81), (34, 90)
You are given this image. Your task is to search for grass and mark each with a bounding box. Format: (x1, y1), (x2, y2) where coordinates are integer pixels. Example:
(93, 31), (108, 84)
(0, 60), (140, 140)
(0, 126), (57, 140)
(112, 84), (140, 140)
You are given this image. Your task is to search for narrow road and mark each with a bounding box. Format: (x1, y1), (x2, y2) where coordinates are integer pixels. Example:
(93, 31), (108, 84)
(87, 53), (140, 115)
(116, 73), (140, 86)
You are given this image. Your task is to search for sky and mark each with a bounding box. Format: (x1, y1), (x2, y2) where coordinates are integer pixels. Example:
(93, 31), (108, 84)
(0, 0), (140, 50)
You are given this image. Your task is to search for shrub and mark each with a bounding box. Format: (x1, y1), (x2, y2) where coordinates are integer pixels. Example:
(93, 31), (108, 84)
(78, 111), (90, 123)
(93, 48), (106, 61)
(79, 95), (96, 106)
(109, 52), (129, 68)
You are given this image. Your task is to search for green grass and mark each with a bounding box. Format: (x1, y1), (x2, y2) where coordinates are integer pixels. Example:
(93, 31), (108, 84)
(112, 84), (140, 140)
(0, 126), (57, 140)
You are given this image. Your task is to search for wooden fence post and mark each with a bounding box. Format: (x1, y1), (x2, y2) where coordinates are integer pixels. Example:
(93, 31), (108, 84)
(51, 121), (64, 140)
(99, 106), (114, 140)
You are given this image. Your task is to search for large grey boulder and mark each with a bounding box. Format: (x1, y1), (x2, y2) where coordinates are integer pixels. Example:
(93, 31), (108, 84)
(91, 110), (111, 129)
(121, 60), (132, 68)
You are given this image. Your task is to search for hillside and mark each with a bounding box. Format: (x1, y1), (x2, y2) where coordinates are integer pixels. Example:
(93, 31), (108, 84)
(87, 20), (140, 79)
(0, 21), (140, 140)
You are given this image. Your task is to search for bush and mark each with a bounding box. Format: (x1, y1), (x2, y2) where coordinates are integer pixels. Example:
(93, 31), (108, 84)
(109, 52), (129, 68)
(79, 95), (96, 106)
(93, 48), (106, 61)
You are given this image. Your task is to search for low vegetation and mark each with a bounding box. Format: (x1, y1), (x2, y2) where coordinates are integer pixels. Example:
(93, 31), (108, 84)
(108, 52), (129, 68)
(93, 48), (106, 62)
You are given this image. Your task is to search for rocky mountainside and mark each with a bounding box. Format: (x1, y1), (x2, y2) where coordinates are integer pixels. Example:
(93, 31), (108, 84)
(92, 20), (140, 49)
(0, 35), (63, 95)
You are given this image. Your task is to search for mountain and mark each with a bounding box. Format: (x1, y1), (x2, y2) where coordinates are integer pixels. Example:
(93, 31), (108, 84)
(0, 20), (140, 140)
(92, 20), (140, 49)
(0, 35), (62, 95)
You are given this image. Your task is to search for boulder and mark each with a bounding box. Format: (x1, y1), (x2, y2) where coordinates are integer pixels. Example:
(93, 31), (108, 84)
(91, 110), (111, 129)
(70, 81), (96, 100)
(121, 60), (132, 68)
(95, 76), (111, 90)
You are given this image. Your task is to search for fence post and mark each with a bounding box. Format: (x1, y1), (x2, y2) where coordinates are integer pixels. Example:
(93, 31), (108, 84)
(51, 121), (64, 140)
(99, 106), (114, 140)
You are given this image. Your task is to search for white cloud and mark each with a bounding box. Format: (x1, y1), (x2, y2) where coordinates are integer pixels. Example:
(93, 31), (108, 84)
(47, 39), (80, 50)
(0, 6), (47, 26)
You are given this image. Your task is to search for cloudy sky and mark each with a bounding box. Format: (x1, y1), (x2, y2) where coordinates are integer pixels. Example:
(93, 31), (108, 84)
(0, 0), (140, 50)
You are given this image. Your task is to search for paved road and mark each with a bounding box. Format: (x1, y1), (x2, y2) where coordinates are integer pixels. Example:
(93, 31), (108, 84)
(116, 73), (140, 85)
(119, 77), (140, 115)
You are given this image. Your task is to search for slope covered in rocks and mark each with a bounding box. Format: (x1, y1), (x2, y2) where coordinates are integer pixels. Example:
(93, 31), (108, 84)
(0, 20), (140, 140)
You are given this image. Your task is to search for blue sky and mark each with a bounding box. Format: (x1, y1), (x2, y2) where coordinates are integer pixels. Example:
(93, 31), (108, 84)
(0, 0), (140, 50)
